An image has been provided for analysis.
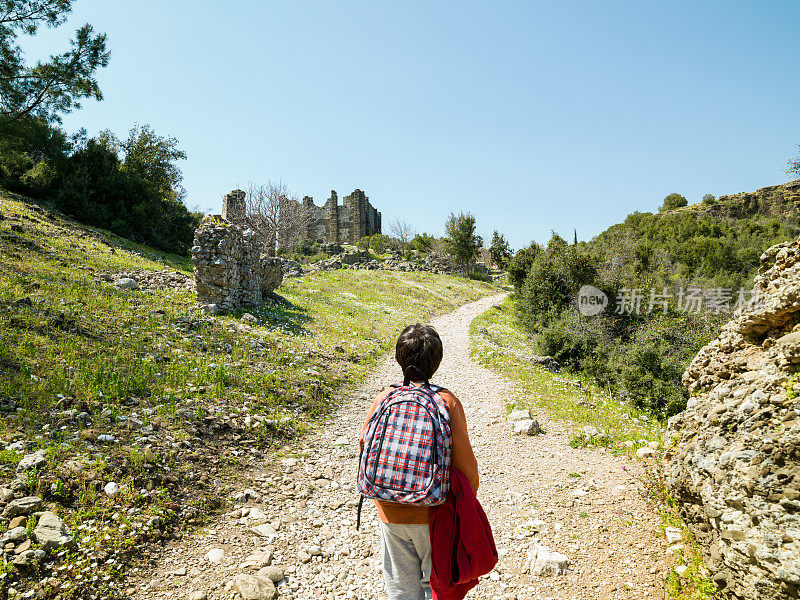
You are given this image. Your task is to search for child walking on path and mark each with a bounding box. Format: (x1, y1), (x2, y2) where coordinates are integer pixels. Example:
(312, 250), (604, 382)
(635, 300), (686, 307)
(359, 323), (481, 600)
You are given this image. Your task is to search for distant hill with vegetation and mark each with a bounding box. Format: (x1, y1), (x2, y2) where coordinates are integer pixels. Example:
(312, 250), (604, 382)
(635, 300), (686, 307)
(509, 179), (800, 418)
(676, 179), (800, 221)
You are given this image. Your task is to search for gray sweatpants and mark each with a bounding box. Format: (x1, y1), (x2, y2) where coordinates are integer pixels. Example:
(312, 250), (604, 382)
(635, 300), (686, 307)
(380, 522), (433, 600)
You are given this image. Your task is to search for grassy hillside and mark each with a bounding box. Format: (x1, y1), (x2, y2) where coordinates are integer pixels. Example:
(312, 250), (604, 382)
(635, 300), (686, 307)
(470, 297), (662, 449)
(510, 180), (800, 418)
(675, 178), (800, 222)
(0, 191), (497, 599)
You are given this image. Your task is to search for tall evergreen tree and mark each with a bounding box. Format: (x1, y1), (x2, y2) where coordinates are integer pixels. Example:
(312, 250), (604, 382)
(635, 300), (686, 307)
(0, 0), (109, 123)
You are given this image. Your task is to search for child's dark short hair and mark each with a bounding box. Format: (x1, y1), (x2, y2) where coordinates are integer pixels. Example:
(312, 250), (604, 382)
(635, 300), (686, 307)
(395, 323), (443, 380)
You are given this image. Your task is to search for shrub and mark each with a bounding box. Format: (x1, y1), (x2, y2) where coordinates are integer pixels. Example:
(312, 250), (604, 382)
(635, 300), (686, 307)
(604, 312), (719, 416)
(660, 193), (688, 211)
(507, 242), (542, 290)
(412, 233), (435, 253)
(443, 211), (482, 271)
(489, 231), (512, 268)
(535, 311), (603, 372)
(516, 234), (598, 331)
(0, 118), (198, 253)
(369, 234), (388, 254)
(298, 239), (314, 255)
(357, 236), (370, 250)
(467, 271), (492, 283)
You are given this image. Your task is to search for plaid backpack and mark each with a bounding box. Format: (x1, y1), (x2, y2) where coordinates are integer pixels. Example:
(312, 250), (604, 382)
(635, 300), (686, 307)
(356, 379), (452, 529)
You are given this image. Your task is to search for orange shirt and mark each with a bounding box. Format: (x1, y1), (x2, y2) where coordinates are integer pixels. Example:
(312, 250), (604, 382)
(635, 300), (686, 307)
(359, 384), (479, 524)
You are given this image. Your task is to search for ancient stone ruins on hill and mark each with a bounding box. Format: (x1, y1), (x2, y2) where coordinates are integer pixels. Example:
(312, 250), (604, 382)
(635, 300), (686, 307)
(191, 190), (283, 313)
(665, 236), (800, 600)
(278, 189), (381, 247)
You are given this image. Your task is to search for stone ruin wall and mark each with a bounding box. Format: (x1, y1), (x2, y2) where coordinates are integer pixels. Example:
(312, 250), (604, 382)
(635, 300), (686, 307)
(191, 190), (283, 312)
(283, 189), (381, 247)
(664, 236), (800, 600)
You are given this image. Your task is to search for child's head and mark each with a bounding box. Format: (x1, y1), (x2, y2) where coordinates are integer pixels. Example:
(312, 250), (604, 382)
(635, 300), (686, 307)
(395, 323), (443, 381)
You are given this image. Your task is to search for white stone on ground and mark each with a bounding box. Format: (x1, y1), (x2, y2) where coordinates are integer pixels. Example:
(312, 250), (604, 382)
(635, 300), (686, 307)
(529, 544), (571, 576)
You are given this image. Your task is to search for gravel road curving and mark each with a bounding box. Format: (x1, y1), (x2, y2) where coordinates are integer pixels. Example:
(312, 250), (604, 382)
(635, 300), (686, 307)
(127, 293), (665, 600)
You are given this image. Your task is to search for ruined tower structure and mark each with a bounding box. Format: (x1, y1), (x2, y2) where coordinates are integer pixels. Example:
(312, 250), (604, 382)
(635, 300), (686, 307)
(221, 188), (246, 224)
(278, 189), (381, 248)
(191, 190), (283, 312)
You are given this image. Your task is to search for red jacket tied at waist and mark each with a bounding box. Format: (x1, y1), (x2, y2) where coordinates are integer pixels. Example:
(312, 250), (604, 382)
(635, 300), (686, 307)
(429, 468), (498, 600)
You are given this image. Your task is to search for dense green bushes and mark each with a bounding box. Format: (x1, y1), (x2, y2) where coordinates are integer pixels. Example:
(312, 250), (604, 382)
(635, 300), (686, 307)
(507, 241), (542, 289)
(411, 232), (435, 252)
(513, 198), (800, 418)
(369, 234), (388, 254)
(0, 116), (198, 253)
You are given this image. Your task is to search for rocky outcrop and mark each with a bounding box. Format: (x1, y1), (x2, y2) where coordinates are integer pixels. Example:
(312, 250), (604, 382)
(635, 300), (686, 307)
(94, 270), (195, 291)
(280, 250), (497, 280)
(695, 179), (800, 222)
(665, 237), (800, 599)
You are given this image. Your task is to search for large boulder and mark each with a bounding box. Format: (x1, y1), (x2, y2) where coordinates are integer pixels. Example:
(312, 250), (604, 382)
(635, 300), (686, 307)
(664, 237), (800, 600)
(258, 255), (283, 298)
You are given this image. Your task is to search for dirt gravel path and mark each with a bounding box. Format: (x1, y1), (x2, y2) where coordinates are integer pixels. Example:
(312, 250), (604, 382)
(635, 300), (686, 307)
(126, 293), (665, 600)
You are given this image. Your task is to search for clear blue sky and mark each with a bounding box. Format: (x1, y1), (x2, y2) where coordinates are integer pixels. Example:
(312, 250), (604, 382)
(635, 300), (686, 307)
(21, 0), (800, 249)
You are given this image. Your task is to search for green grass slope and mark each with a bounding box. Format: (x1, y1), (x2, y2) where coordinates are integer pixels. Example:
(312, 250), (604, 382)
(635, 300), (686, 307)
(0, 191), (498, 598)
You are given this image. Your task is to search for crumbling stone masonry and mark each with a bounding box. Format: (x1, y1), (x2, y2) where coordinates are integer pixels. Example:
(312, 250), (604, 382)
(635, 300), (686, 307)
(191, 190), (283, 312)
(279, 189), (381, 247)
(665, 237), (800, 600)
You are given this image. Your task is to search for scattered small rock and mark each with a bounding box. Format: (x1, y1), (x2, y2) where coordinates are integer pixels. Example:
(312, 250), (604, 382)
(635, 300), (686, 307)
(529, 355), (561, 373)
(0, 527), (27, 546)
(581, 426), (601, 440)
(513, 419), (542, 436)
(241, 549), (273, 569)
(529, 544), (571, 576)
(665, 526), (682, 544)
(2, 496), (42, 519)
(506, 409), (531, 422)
(636, 447), (656, 459)
(114, 277), (139, 290)
(31, 511), (74, 552)
(250, 523), (277, 538)
(231, 573), (277, 600)
(257, 566), (285, 583)
(15, 450), (46, 472)
(234, 489), (261, 502)
(241, 313), (259, 325)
